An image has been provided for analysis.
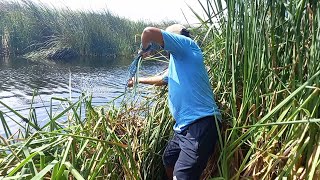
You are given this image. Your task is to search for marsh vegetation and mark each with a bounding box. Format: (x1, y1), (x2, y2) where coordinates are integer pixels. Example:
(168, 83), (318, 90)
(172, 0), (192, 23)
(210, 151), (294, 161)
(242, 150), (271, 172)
(0, 0), (320, 179)
(0, 0), (147, 59)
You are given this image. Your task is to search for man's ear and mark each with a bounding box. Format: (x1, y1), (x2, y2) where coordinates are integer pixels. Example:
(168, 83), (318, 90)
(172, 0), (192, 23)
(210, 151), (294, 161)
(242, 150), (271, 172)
(181, 28), (191, 38)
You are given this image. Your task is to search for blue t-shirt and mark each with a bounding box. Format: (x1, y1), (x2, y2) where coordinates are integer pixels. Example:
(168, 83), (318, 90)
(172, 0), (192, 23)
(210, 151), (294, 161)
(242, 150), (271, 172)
(161, 30), (221, 133)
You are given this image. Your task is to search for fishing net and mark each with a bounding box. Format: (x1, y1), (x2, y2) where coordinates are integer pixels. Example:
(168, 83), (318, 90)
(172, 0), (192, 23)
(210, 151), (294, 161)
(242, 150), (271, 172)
(124, 43), (160, 92)
(124, 54), (142, 93)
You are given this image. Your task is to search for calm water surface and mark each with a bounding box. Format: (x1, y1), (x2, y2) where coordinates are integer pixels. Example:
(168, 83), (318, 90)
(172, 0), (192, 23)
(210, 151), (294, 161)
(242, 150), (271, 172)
(0, 56), (167, 134)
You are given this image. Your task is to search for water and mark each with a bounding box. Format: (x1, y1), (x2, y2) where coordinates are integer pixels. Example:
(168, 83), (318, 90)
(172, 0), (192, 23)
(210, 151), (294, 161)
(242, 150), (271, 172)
(0, 56), (167, 135)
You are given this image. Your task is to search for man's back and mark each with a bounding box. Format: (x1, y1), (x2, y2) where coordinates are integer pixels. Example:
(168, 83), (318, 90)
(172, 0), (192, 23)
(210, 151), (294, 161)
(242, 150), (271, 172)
(161, 30), (221, 133)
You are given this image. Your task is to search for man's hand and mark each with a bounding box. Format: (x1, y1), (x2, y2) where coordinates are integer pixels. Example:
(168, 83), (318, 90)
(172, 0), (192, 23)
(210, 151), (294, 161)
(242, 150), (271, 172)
(138, 50), (151, 59)
(138, 43), (152, 59)
(127, 77), (135, 87)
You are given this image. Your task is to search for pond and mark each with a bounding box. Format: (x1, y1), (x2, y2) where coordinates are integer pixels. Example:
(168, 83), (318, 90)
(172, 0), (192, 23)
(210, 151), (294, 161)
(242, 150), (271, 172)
(0, 56), (167, 135)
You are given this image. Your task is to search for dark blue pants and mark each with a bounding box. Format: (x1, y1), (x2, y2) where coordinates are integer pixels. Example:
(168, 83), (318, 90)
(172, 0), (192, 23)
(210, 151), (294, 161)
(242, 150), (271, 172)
(162, 116), (220, 180)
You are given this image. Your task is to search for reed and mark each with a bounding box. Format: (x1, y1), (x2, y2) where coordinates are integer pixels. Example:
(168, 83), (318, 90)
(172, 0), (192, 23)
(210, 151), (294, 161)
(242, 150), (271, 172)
(0, 0), (147, 59)
(191, 0), (320, 179)
(0, 87), (173, 179)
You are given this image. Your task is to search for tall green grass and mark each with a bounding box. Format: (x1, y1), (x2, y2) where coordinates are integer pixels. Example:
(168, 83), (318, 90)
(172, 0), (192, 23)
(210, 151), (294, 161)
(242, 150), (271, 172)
(0, 0), (148, 59)
(192, 0), (320, 179)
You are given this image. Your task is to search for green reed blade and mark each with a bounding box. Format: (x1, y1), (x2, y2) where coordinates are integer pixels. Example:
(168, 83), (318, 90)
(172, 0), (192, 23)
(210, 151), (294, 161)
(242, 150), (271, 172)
(0, 101), (40, 131)
(0, 111), (12, 139)
(31, 160), (58, 180)
(7, 151), (38, 176)
(22, 147), (38, 176)
(308, 140), (320, 180)
(65, 161), (85, 180)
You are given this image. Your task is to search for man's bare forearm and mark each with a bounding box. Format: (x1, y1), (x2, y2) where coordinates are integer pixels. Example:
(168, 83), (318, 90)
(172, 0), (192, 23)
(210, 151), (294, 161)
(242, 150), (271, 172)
(138, 75), (166, 86)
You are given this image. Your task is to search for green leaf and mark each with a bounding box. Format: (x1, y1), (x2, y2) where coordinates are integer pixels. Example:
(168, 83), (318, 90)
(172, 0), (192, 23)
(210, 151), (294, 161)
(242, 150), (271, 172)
(31, 160), (59, 180)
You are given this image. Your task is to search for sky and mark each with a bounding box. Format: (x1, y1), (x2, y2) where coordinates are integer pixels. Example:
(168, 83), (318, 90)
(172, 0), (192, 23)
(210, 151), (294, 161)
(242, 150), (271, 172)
(7, 0), (209, 25)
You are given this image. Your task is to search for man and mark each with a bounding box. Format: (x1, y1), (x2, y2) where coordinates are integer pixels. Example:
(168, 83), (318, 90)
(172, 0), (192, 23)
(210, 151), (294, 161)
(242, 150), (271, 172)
(128, 24), (221, 180)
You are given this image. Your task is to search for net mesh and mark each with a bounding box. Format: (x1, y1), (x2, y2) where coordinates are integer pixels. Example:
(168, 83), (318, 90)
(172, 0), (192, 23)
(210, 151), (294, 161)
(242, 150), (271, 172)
(124, 54), (142, 93)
